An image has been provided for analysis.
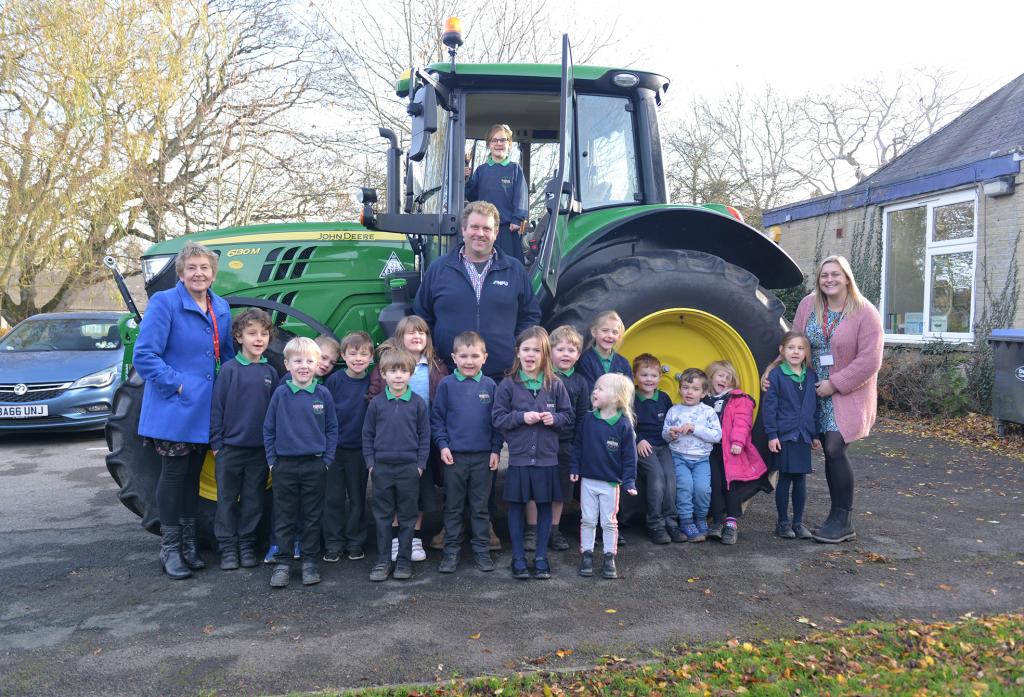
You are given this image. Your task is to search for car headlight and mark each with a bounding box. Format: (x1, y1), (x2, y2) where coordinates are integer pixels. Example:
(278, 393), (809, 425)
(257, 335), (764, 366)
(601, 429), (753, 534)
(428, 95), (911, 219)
(70, 366), (119, 390)
(141, 254), (175, 283)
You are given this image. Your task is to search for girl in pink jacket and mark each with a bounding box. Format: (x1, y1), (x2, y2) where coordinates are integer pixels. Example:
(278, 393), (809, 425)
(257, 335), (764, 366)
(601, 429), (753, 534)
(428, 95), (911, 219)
(702, 361), (771, 545)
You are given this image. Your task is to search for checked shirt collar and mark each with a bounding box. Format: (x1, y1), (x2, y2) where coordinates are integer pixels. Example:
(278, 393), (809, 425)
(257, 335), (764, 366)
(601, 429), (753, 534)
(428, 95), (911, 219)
(459, 247), (496, 301)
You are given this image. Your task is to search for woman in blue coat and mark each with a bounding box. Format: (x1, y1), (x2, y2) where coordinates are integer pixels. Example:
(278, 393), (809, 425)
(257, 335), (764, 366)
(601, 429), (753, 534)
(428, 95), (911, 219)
(134, 241), (234, 579)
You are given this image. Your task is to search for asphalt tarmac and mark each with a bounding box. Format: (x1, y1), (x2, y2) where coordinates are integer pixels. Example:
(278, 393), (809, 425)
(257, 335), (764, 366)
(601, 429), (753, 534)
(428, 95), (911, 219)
(1, 423), (1022, 696)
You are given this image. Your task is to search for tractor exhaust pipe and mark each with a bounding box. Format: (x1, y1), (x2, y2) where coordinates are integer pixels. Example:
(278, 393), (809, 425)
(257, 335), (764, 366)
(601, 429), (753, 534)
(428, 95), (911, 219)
(379, 128), (402, 215)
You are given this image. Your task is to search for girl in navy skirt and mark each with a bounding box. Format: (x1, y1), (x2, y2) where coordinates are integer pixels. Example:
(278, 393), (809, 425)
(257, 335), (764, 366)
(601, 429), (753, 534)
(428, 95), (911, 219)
(492, 326), (573, 579)
(762, 331), (821, 539)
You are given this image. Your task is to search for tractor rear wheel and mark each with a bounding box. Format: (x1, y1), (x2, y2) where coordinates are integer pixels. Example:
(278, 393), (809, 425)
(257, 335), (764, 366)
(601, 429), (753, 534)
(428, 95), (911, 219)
(546, 250), (788, 520)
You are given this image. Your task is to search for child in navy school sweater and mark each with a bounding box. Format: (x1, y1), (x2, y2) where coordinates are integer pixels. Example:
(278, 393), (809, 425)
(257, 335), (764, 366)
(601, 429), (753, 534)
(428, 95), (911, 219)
(632, 352), (684, 545)
(210, 309), (279, 571)
(322, 331), (374, 563)
(431, 331), (502, 574)
(570, 373), (638, 579)
(362, 348), (431, 582)
(577, 310), (633, 392)
(263, 337), (338, 588)
(465, 123), (529, 262)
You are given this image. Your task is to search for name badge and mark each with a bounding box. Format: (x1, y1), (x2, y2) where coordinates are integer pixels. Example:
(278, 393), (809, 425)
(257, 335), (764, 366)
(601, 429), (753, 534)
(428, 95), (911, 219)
(819, 354), (835, 367)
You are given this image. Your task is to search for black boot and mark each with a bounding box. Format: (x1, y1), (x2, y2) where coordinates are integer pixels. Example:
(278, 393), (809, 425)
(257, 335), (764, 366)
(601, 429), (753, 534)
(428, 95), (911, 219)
(602, 552), (618, 579)
(812, 507), (838, 535)
(578, 550), (594, 577)
(180, 517), (206, 570)
(160, 526), (191, 580)
(812, 507), (856, 543)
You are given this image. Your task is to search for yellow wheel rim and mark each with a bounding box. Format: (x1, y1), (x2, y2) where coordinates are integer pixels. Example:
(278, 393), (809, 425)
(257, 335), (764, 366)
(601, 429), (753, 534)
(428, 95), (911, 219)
(620, 308), (760, 414)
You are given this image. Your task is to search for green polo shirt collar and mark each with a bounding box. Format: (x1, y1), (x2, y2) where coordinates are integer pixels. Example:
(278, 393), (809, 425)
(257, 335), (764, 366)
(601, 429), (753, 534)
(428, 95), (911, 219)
(287, 379), (316, 394)
(455, 369), (482, 382)
(555, 366), (575, 378)
(386, 385), (412, 401)
(592, 347), (613, 373)
(637, 389), (660, 401)
(518, 370), (543, 391)
(486, 155), (511, 166)
(236, 353), (267, 366)
(594, 409), (623, 426)
(780, 362), (807, 383)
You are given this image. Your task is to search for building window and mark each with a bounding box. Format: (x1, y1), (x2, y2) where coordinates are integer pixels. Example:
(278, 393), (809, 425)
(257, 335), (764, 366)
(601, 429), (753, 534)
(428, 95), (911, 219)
(881, 191), (976, 341)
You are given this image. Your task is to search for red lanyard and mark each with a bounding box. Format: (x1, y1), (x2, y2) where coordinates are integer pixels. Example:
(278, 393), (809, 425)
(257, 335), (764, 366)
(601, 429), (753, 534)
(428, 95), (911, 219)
(823, 312), (841, 349)
(207, 293), (221, 374)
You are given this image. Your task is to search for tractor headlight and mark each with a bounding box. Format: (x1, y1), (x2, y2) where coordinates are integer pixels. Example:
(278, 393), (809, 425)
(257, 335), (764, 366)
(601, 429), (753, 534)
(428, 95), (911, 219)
(71, 365), (119, 390)
(141, 255), (174, 283)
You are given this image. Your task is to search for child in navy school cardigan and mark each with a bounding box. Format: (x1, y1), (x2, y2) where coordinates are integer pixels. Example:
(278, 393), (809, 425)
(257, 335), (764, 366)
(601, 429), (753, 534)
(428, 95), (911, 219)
(210, 309), (279, 571)
(570, 373), (638, 579)
(763, 331), (821, 540)
(263, 337), (338, 589)
(431, 331), (502, 574)
(492, 326), (573, 580)
(465, 123), (529, 262)
(577, 310), (633, 392)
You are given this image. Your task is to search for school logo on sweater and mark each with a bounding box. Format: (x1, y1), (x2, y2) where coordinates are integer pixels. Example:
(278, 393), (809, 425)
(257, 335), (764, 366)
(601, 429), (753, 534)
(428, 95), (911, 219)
(312, 400), (325, 415)
(478, 390), (491, 403)
(545, 402), (556, 411)
(605, 438), (620, 452)
(263, 375), (273, 387)
(500, 176), (512, 187)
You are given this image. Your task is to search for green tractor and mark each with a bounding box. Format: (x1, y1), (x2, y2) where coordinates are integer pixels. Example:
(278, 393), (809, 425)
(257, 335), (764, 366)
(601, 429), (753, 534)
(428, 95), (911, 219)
(105, 30), (801, 540)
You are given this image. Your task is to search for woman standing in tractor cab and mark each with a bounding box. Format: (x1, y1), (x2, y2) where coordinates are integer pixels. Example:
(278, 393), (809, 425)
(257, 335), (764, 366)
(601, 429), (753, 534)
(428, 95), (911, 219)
(465, 123), (529, 263)
(134, 241), (235, 579)
(785, 255), (883, 544)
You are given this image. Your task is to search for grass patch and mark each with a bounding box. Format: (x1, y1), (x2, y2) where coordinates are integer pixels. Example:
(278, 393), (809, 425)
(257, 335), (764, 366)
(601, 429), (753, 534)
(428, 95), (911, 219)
(306, 613), (1024, 696)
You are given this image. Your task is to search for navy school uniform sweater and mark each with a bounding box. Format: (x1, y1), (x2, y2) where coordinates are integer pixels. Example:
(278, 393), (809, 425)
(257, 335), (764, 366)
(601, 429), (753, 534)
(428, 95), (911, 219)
(556, 369), (591, 444)
(413, 245), (541, 380)
(263, 382), (338, 466)
(361, 389), (430, 469)
(464, 159), (529, 227)
(492, 375), (573, 467)
(634, 389), (674, 447)
(762, 365), (819, 443)
(577, 347), (633, 392)
(430, 373), (503, 454)
(209, 355), (279, 451)
(570, 410), (638, 490)
(324, 369), (372, 449)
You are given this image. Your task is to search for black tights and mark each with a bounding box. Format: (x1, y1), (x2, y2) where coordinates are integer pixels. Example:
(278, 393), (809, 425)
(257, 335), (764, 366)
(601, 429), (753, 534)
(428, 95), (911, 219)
(822, 431), (854, 510)
(156, 451), (205, 527)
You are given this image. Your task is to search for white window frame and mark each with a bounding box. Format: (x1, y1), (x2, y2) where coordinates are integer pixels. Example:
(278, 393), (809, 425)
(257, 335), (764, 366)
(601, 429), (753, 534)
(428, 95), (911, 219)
(880, 189), (978, 344)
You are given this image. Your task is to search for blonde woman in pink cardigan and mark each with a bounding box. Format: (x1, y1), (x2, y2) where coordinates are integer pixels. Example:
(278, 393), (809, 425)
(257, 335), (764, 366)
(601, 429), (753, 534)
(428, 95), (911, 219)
(774, 255), (883, 543)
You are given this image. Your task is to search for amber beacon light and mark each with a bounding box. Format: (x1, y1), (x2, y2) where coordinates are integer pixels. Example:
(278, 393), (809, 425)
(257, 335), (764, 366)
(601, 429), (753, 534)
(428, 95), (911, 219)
(442, 17), (463, 49)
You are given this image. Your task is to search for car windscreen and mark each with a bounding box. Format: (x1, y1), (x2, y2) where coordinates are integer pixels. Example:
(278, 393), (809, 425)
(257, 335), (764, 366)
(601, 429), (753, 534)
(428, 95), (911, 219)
(0, 319), (122, 352)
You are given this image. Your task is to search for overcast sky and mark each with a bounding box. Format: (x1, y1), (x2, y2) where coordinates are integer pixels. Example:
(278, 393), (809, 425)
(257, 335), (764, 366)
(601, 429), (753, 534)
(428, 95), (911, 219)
(572, 0), (1023, 102)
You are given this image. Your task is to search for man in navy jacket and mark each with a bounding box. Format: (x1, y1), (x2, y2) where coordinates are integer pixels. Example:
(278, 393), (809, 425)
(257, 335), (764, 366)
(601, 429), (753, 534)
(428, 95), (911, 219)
(414, 200), (541, 382)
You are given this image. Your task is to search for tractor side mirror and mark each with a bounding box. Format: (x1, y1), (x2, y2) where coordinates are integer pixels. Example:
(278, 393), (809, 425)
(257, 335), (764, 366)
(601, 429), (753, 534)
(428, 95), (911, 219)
(407, 85), (438, 162)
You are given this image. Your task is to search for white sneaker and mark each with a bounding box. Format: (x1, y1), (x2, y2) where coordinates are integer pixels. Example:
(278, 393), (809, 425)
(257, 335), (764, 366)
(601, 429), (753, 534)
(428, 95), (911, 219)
(390, 537), (398, 562)
(411, 537), (426, 562)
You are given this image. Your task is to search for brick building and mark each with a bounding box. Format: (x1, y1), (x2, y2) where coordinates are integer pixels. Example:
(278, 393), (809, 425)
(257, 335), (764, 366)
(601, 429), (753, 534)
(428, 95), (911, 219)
(764, 73), (1024, 344)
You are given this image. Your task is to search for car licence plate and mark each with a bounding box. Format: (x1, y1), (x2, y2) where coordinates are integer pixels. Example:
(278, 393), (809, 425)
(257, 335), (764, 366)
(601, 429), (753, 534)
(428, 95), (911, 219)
(0, 404), (49, 418)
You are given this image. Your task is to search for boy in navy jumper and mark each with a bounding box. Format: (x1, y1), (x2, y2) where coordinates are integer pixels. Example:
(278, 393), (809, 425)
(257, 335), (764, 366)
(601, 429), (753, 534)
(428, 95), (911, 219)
(577, 310), (633, 392)
(210, 309), (279, 570)
(431, 331), (501, 573)
(322, 331), (374, 563)
(362, 349), (430, 582)
(570, 373), (638, 579)
(632, 353), (684, 545)
(263, 337), (338, 588)
(464, 123), (529, 262)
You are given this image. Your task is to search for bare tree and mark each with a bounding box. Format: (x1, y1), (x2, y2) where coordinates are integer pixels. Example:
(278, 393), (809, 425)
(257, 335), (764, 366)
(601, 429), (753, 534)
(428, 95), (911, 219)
(0, 0), (359, 324)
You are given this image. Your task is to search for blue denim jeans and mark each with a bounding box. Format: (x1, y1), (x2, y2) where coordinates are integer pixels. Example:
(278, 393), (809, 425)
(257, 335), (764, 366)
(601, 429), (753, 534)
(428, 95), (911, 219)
(673, 454), (711, 523)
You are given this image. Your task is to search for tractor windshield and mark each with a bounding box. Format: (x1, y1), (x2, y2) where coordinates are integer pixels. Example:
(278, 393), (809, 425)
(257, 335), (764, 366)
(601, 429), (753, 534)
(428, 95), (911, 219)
(577, 94), (640, 209)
